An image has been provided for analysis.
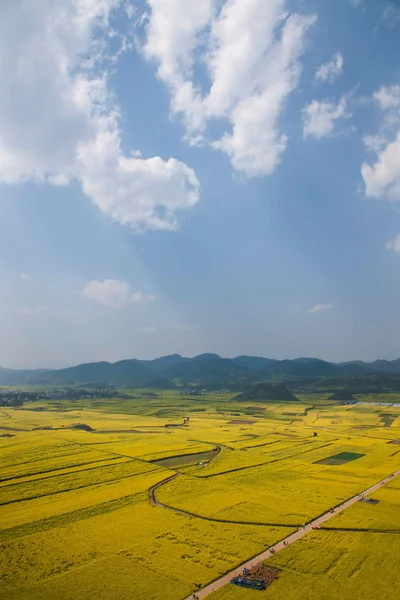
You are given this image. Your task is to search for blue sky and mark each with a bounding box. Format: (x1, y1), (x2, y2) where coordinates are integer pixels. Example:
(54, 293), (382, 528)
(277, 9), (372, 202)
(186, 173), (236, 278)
(1, 0), (400, 368)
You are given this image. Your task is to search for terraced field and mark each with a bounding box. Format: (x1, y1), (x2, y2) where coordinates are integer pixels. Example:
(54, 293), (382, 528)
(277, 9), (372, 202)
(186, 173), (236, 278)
(0, 394), (399, 600)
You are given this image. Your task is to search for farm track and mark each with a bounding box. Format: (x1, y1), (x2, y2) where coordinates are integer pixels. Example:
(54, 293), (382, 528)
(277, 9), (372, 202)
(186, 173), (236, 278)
(179, 468), (400, 599)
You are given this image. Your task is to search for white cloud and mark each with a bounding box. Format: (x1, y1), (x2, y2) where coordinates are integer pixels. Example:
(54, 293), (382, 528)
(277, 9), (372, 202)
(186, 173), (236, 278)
(362, 86), (400, 201)
(387, 234), (400, 253)
(0, 0), (199, 231)
(374, 85), (400, 110)
(302, 97), (349, 139)
(381, 3), (400, 28)
(362, 134), (400, 200)
(144, 0), (316, 177)
(20, 273), (30, 281)
(315, 52), (344, 84)
(363, 134), (387, 154)
(82, 279), (156, 309)
(306, 304), (333, 314)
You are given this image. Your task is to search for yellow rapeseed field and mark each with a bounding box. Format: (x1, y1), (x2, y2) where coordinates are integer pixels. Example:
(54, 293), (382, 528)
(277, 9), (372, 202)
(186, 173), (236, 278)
(0, 396), (399, 600)
(209, 530), (400, 600)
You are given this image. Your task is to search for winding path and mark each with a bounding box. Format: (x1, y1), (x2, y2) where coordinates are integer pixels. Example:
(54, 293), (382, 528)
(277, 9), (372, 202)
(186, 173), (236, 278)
(149, 473), (181, 508)
(149, 468), (400, 600)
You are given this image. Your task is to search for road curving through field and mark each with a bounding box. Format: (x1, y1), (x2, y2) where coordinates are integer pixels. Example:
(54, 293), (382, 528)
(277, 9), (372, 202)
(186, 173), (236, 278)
(180, 468), (400, 600)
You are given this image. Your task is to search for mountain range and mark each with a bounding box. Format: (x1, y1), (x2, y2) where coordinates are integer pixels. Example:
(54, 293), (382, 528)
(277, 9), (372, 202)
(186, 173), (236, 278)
(2, 354), (400, 388)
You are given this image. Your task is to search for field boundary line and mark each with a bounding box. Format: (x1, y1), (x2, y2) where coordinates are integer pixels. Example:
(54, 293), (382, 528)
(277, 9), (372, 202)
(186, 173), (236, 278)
(320, 526), (400, 534)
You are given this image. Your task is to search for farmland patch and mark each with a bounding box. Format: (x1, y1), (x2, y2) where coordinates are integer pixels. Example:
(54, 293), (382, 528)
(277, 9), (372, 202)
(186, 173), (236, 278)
(152, 449), (219, 469)
(315, 452), (365, 465)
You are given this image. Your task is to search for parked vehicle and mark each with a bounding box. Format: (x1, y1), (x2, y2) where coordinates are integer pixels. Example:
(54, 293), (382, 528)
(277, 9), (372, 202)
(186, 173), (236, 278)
(230, 577), (267, 591)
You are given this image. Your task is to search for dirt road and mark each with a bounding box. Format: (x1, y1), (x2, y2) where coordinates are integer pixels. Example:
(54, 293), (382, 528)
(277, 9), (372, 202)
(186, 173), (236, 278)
(149, 472), (181, 508)
(182, 468), (400, 600)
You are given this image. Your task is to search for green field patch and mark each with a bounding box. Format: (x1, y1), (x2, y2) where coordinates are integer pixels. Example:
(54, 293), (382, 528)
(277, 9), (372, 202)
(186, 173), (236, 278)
(380, 414), (396, 427)
(315, 452), (365, 465)
(152, 449), (219, 469)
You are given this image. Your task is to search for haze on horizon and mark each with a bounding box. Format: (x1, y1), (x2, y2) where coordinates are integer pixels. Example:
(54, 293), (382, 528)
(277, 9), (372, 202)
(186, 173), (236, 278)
(1, 0), (400, 370)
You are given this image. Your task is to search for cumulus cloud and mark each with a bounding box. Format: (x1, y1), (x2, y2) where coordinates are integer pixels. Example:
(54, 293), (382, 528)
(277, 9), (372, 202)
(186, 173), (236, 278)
(82, 279), (156, 309)
(387, 234), (400, 253)
(144, 0), (316, 177)
(315, 52), (344, 84)
(306, 304), (333, 314)
(362, 134), (400, 200)
(0, 0), (199, 230)
(374, 85), (400, 110)
(362, 85), (400, 201)
(302, 97), (348, 139)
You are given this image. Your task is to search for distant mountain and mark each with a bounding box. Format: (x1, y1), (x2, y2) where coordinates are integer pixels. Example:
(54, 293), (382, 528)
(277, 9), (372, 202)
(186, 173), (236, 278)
(33, 360), (154, 386)
(141, 378), (177, 390)
(336, 360), (399, 375)
(335, 363), (376, 376)
(291, 357), (321, 364)
(163, 357), (247, 383)
(231, 356), (278, 371)
(262, 358), (378, 380)
(338, 360), (368, 368)
(0, 366), (41, 385)
(141, 354), (188, 372)
(234, 383), (299, 402)
(263, 358), (338, 380)
(192, 353), (222, 361)
(369, 359), (400, 373)
(306, 372), (400, 394)
(2, 354), (400, 388)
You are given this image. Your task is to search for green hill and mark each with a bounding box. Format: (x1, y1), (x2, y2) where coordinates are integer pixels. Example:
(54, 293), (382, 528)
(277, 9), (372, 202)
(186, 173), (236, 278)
(164, 358), (247, 384)
(233, 382), (299, 402)
(33, 360), (154, 386)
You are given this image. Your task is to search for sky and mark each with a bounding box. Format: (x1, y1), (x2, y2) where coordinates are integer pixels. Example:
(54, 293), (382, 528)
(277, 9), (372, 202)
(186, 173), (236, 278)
(1, 0), (400, 369)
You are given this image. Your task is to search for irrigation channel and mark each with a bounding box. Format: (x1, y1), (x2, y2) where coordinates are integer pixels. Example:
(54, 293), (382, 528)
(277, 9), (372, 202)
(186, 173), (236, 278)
(148, 468), (400, 600)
